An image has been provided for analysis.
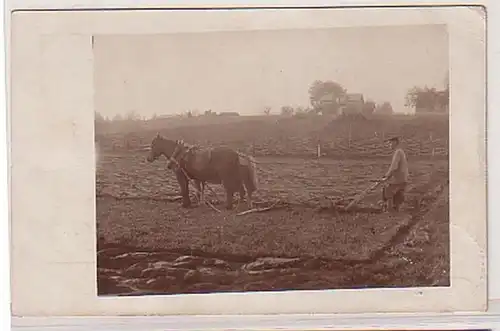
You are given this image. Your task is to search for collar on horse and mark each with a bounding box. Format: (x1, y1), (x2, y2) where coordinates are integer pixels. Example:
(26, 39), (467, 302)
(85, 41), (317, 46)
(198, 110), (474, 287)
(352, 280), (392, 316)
(167, 140), (209, 170)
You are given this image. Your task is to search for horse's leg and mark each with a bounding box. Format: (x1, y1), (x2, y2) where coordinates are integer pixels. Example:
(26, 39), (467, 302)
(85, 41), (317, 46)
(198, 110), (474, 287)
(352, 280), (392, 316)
(239, 181), (246, 201)
(217, 154), (243, 210)
(225, 186), (235, 210)
(240, 165), (255, 210)
(200, 181), (206, 204)
(246, 190), (253, 209)
(193, 180), (202, 205)
(175, 170), (191, 208)
(221, 177), (236, 210)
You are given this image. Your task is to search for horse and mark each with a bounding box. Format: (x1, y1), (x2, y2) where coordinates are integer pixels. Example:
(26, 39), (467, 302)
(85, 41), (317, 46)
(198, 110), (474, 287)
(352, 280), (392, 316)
(146, 134), (258, 210)
(166, 139), (259, 209)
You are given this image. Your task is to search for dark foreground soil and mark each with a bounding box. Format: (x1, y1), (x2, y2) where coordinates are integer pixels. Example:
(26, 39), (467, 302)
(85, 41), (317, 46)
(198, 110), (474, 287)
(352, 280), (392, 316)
(96, 115), (450, 295)
(97, 178), (449, 296)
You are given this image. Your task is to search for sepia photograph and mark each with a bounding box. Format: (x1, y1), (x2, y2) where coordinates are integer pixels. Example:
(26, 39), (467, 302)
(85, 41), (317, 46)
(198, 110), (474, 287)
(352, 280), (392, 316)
(9, 4), (487, 316)
(94, 24), (451, 296)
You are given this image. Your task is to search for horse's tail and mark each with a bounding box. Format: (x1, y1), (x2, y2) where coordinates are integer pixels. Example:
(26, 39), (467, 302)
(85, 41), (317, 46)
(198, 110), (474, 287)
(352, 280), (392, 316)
(241, 154), (258, 193)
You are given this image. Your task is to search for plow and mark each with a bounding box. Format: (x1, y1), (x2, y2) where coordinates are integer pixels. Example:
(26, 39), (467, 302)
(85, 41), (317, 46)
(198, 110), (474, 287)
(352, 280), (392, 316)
(343, 179), (385, 211)
(168, 156), (389, 216)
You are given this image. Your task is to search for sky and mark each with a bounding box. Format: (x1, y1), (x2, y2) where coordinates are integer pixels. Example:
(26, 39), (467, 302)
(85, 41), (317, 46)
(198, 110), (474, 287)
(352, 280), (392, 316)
(94, 24), (448, 118)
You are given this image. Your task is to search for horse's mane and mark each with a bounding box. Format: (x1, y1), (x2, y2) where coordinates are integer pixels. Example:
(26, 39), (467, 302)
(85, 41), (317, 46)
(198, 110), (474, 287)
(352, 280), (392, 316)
(153, 134), (200, 154)
(153, 134), (175, 145)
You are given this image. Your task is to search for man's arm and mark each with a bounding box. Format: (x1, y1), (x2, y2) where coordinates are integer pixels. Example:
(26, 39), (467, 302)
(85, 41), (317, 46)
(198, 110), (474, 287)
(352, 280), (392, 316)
(383, 149), (401, 179)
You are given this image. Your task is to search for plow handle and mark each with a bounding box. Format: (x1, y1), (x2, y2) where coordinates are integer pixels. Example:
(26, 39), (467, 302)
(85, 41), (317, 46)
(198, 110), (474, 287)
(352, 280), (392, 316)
(344, 179), (385, 211)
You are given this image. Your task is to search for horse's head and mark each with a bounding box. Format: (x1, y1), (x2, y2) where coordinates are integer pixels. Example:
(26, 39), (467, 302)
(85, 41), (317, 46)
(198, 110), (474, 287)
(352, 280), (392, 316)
(146, 133), (177, 163)
(166, 139), (187, 170)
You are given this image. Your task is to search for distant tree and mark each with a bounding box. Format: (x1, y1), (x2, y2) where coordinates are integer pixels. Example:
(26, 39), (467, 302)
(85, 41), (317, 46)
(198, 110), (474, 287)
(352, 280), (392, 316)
(308, 80), (346, 115)
(405, 86), (439, 109)
(182, 109), (200, 117)
(263, 106), (272, 115)
(95, 111), (106, 123)
(362, 100), (376, 116)
(441, 71), (449, 111)
(375, 102), (394, 115)
(280, 106), (295, 116)
(204, 109), (217, 116)
(439, 88), (449, 110)
(125, 110), (141, 121)
(405, 85), (448, 112)
(112, 114), (123, 121)
(404, 86), (421, 109)
(295, 106), (307, 114)
(292, 106), (309, 119)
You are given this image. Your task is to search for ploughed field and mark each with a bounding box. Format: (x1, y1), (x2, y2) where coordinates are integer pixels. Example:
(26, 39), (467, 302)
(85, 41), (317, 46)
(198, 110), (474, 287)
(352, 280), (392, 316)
(96, 114), (449, 159)
(96, 115), (450, 296)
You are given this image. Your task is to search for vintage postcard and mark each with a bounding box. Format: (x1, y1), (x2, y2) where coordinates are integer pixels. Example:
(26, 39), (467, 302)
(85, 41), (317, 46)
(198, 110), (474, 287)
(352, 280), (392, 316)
(95, 25), (452, 294)
(9, 5), (486, 316)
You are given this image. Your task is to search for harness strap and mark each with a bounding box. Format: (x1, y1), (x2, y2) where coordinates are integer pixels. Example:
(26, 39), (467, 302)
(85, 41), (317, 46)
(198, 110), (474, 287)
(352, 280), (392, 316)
(169, 140), (198, 168)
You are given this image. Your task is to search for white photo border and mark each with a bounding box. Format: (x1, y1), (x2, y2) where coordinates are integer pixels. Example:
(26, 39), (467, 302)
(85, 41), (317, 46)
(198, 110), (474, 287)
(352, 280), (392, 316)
(7, 3), (488, 318)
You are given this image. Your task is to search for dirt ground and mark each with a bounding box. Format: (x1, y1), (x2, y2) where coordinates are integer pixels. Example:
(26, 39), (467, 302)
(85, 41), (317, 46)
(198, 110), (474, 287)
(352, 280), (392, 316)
(96, 152), (450, 295)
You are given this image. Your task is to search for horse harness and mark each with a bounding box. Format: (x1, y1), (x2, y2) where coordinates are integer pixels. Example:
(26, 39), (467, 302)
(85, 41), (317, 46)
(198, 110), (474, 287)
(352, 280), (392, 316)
(167, 140), (212, 173)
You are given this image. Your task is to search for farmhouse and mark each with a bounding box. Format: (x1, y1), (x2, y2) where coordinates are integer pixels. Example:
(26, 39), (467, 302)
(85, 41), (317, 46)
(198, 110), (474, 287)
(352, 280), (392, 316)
(318, 92), (336, 105)
(415, 90), (449, 114)
(338, 93), (365, 115)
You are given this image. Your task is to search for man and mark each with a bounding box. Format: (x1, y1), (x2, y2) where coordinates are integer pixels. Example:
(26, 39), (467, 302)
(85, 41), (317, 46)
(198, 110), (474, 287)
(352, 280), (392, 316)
(381, 136), (409, 212)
